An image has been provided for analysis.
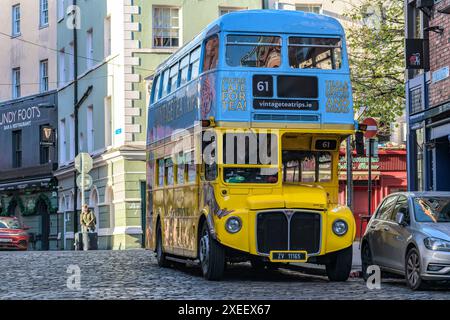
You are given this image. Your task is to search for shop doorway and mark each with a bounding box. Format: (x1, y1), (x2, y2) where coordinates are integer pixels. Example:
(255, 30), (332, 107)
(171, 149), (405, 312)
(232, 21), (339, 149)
(37, 199), (50, 251)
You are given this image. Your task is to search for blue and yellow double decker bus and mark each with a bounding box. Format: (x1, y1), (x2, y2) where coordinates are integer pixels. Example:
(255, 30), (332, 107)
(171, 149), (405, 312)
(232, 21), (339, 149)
(146, 10), (356, 281)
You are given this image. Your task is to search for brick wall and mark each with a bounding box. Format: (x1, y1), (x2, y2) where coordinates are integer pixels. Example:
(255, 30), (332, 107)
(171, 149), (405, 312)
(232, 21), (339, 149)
(429, 0), (450, 107)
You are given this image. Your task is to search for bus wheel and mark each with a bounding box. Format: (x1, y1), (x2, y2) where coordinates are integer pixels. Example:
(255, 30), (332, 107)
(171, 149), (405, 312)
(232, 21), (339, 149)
(326, 246), (352, 282)
(156, 223), (169, 268)
(199, 223), (225, 281)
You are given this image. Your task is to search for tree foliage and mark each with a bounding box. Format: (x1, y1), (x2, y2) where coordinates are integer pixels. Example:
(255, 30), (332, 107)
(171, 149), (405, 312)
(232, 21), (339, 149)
(345, 0), (405, 134)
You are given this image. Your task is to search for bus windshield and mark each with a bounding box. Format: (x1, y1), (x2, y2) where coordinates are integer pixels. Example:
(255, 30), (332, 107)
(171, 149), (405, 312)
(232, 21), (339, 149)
(222, 132), (278, 184)
(282, 151), (333, 183)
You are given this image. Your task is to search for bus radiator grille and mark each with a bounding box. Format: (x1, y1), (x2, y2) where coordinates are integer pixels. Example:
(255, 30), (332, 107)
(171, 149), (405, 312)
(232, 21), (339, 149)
(256, 211), (321, 255)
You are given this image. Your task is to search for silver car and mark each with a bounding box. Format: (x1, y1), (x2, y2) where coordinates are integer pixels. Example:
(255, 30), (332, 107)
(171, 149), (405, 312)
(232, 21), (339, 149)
(361, 192), (450, 290)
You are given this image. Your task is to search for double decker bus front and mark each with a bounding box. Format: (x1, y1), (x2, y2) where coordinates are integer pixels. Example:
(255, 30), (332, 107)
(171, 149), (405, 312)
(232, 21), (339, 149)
(200, 12), (356, 280)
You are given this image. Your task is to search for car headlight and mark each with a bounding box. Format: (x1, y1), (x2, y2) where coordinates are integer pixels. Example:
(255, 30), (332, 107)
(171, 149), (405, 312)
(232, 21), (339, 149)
(332, 220), (348, 236)
(424, 237), (450, 252)
(225, 217), (242, 234)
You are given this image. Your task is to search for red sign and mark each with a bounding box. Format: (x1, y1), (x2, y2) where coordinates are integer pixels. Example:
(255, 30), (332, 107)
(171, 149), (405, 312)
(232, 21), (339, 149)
(362, 117), (378, 139)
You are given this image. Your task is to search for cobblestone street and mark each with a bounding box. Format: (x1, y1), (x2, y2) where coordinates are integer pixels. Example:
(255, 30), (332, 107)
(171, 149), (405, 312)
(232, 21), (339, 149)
(1, 250), (449, 300)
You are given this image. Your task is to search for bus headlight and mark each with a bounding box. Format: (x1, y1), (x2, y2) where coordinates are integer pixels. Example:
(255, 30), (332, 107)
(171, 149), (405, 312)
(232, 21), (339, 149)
(225, 217), (242, 234)
(332, 220), (348, 236)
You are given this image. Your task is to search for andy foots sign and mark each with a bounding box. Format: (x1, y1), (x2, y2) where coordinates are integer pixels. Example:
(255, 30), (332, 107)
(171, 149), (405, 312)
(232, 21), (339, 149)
(0, 106), (41, 131)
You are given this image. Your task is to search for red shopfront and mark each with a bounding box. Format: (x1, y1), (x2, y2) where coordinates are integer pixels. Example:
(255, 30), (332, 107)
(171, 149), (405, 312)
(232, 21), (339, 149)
(338, 148), (407, 239)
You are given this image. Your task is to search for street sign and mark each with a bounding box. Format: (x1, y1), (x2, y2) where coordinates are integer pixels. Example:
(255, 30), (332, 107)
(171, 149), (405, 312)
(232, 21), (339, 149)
(76, 174), (93, 190)
(75, 153), (93, 173)
(365, 139), (379, 157)
(362, 117), (378, 139)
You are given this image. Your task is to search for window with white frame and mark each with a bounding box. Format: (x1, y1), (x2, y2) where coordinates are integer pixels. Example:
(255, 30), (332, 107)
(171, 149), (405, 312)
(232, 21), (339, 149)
(12, 68), (20, 98)
(59, 119), (67, 164)
(40, 60), (49, 92)
(40, 0), (49, 27)
(86, 29), (94, 69)
(104, 96), (112, 147)
(59, 48), (66, 86)
(104, 16), (111, 57)
(219, 7), (246, 16)
(87, 105), (94, 152)
(69, 114), (75, 159)
(58, 0), (65, 21)
(153, 7), (180, 48)
(12, 5), (21, 36)
(296, 4), (322, 14)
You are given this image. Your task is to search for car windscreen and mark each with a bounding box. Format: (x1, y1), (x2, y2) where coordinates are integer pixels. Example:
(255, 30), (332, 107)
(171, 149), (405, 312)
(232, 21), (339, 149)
(413, 197), (450, 223)
(0, 222), (7, 229)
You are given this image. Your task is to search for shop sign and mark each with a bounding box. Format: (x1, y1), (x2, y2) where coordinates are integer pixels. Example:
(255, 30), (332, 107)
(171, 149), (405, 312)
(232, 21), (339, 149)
(0, 106), (42, 131)
(339, 156), (380, 171)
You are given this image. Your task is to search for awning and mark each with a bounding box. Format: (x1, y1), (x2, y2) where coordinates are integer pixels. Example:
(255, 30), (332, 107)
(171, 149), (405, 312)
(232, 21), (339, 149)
(0, 177), (53, 192)
(339, 172), (381, 181)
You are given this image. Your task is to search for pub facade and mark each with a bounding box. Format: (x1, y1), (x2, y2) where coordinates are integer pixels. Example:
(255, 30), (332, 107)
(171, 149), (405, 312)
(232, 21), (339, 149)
(0, 91), (59, 250)
(405, 0), (450, 191)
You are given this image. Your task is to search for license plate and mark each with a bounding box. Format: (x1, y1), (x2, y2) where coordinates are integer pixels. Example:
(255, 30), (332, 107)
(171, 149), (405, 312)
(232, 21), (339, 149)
(0, 238), (12, 243)
(270, 251), (307, 262)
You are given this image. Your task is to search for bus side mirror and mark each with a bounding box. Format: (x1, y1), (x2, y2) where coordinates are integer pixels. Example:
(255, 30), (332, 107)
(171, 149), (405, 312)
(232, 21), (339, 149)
(355, 132), (365, 156)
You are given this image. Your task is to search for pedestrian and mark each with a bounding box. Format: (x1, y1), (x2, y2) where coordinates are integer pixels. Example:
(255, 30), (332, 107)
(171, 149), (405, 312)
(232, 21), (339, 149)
(80, 204), (96, 250)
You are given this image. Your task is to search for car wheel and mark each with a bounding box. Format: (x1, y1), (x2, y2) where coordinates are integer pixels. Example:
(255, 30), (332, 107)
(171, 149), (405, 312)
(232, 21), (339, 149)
(326, 246), (352, 282)
(361, 242), (374, 281)
(199, 222), (225, 281)
(156, 222), (169, 268)
(405, 248), (427, 290)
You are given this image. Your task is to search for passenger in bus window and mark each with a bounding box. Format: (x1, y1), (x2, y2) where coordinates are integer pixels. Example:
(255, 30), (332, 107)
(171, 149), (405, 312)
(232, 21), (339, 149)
(257, 37), (281, 68)
(203, 36), (219, 71)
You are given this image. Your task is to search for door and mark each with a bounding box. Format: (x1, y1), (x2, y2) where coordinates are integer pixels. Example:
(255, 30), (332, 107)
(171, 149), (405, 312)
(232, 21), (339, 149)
(37, 199), (50, 251)
(369, 195), (397, 266)
(140, 181), (146, 248)
(383, 196), (411, 271)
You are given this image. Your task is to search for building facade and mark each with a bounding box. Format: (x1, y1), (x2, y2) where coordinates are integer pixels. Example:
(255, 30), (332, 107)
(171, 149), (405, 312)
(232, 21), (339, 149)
(338, 147), (408, 238)
(405, 0), (450, 191)
(0, 0), (59, 250)
(56, 0), (262, 250)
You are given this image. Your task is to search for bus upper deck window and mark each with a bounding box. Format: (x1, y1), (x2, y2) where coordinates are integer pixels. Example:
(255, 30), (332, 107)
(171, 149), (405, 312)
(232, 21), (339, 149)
(169, 64), (179, 93)
(179, 55), (190, 86)
(288, 37), (342, 70)
(152, 74), (161, 103)
(161, 69), (170, 98)
(203, 35), (219, 72)
(190, 46), (201, 80)
(226, 35), (281, 68)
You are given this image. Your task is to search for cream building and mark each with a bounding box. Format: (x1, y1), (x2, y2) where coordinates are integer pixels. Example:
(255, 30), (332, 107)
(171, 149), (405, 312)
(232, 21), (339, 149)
(0, 0), (57, 101)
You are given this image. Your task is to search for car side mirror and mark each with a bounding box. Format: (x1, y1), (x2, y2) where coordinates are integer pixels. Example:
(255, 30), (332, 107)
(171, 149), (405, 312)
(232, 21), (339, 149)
(23, 226), (31, 230)
(396, 211), (407, 226)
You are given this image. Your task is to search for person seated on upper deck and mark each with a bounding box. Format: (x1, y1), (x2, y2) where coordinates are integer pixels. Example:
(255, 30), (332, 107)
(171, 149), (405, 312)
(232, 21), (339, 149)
(203, 36), (219, 71)
(257, 37), (281, 68)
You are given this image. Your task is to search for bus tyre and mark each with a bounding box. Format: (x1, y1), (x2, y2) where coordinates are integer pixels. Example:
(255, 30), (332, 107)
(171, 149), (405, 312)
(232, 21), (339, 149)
(326, 246), (352, 282)
(199, 223), (225, 281)
(156, 223), (169, 268)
